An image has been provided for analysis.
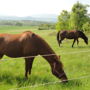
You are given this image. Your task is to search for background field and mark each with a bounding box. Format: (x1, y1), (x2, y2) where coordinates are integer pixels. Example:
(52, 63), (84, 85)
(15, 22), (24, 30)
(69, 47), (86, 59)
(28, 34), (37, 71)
(0, 26), (90, 90)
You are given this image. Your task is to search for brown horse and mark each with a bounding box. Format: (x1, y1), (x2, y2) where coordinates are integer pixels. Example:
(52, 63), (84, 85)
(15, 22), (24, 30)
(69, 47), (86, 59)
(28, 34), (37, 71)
(0, 31), (68, 82)
(57, 30), (88, 47)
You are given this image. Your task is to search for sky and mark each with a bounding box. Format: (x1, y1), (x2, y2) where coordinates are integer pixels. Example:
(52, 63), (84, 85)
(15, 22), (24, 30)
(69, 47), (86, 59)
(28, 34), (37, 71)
(0, 0), (90, 17)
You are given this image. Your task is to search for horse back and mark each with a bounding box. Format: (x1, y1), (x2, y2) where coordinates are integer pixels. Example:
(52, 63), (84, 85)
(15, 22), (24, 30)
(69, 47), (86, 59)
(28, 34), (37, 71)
(60, 30), (79, 39)
(0, 31), (55, 57)
(0, 31), (38, 57)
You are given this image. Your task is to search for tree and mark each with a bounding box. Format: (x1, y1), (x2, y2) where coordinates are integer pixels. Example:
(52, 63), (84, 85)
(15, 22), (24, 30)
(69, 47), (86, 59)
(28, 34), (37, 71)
(82, 22), (90, 32)
(56, 10), (70, 31)
(69, 1), (89, 30)
(38, 24), (55, 30)
(56, 2), (90, 31)
(69, 12), (80, 29)
(15, 22), (23, 26)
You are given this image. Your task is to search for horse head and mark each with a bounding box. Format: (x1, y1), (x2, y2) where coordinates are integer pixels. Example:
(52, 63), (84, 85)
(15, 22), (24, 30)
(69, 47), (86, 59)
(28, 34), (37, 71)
(84, 36), (88, 45)
(51, 55), (68, 83)
(78, 30), (88, 45)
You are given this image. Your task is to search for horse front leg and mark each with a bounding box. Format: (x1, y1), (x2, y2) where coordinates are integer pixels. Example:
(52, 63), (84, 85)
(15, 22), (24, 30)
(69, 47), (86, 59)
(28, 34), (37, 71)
(72, 39), (76, 47)
(25, 57), (34, 79)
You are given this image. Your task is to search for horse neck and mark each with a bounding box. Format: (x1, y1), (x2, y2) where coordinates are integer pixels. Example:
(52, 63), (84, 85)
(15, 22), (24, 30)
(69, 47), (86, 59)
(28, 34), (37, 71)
(41, 50), (63, 72)
(39, 44), (60, 66)
(78, 31), (87, 40)
(37, 36), (62, 67)
(42, 54), (61, 68)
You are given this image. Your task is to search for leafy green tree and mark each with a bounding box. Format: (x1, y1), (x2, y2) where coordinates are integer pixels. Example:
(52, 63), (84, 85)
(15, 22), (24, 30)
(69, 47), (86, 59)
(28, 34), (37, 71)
(38, 24), (55, 30)
(15, 22), (23, 26)
(56, 2), (90, 31)
(82, 22), (90, 32)
(56, 10), (70, 31)
(69, 1), (89, 30)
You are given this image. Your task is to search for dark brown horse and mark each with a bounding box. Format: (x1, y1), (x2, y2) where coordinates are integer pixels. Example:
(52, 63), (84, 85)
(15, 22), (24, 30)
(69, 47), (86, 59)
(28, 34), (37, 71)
(0, 31), (68, 82)
(57, 30), (88, 47)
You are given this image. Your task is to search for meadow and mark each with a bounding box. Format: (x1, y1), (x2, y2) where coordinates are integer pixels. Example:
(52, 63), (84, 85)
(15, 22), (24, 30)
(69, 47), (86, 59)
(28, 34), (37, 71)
(0, 26), (90, 90)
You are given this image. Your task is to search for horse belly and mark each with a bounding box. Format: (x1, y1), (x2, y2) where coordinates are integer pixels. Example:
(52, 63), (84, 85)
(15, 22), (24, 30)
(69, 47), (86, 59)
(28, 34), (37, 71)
(23, 44), (38, 56)
(5, 50), (23, 58)
(5, 48), (23, 58)
(3, 42), (23, 58)
(67, 36), (74, 39)
(66, 33), (76, 39)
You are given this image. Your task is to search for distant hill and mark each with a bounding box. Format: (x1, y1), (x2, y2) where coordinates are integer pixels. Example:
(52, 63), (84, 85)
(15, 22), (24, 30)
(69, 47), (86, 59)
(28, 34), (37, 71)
(0, 14), (58, 22)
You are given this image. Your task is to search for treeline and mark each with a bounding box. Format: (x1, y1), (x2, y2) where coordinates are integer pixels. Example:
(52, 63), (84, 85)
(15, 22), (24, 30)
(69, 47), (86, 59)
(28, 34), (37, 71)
(38, 24), (55, 30)
(0, 20), (56, 30)
(56, 1), (90, 32)
(0, 20), (54, 26)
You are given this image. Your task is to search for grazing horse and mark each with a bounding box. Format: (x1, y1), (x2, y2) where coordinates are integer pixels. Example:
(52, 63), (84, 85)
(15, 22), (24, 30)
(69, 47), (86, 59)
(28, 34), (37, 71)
(57, 30), (88, 47)
(0, 31), (68, 82)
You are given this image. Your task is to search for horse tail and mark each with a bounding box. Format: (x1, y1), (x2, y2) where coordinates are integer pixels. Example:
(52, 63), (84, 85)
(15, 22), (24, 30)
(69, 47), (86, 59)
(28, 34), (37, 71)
(57, 31), (61, 42)
(57, 31), (59, 42)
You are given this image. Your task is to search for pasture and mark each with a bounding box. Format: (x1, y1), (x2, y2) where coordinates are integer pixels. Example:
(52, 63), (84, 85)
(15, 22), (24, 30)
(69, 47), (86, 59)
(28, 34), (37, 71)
(0, 26), (90, 90)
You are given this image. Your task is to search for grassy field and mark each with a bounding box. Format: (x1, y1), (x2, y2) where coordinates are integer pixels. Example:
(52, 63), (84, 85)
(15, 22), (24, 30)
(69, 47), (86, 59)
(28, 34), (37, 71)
(0, 26), (90, 90)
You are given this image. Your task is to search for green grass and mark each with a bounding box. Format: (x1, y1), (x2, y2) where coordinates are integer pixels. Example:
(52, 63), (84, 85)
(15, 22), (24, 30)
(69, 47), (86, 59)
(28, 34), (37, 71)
(0, 26), (90, 90)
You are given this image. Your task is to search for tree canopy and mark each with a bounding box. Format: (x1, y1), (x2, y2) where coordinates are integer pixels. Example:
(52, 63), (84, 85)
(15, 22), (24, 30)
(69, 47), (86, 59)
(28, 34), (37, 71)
(56, 1), (90, 32)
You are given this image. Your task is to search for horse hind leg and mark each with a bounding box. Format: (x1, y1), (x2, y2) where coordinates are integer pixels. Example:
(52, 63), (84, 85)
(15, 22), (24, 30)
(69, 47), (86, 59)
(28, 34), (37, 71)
(58, 38), (64, 47)
(58, 40), (62, 47)
(25, 57), (34, 79)
(57, 34), (63, 47)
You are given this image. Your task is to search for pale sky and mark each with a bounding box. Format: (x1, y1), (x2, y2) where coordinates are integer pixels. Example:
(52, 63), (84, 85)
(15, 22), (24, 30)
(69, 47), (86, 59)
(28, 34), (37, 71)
(0, 0), (90, 17)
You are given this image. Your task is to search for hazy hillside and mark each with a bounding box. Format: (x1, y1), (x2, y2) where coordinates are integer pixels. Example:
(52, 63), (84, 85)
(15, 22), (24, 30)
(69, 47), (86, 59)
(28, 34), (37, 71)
(0, 14), (58, 22)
